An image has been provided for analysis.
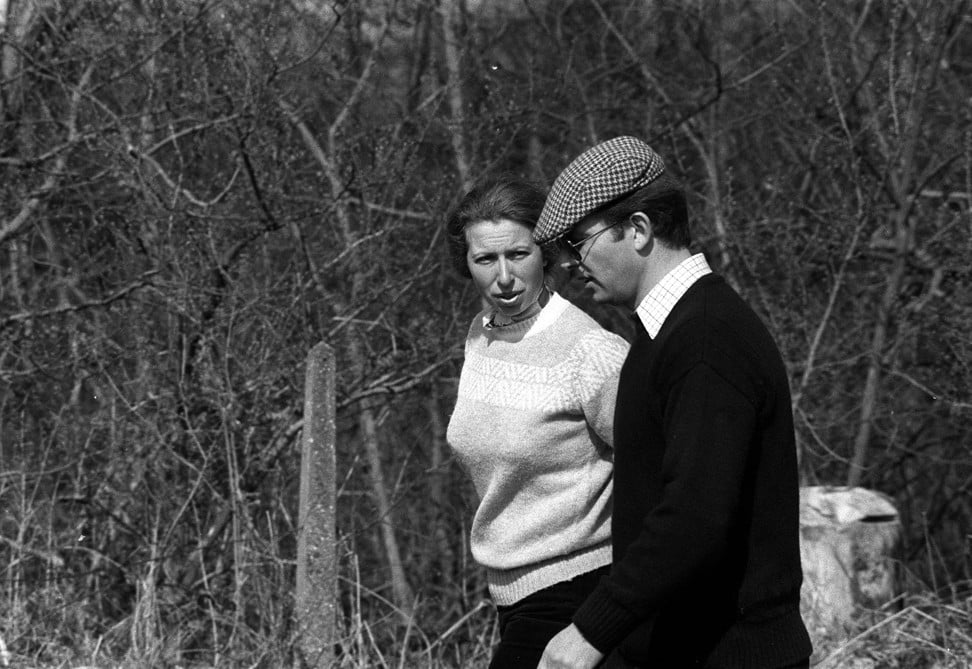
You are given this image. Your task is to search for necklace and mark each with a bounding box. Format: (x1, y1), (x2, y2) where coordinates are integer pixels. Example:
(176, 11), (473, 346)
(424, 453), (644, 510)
(485, 288), (549, 329)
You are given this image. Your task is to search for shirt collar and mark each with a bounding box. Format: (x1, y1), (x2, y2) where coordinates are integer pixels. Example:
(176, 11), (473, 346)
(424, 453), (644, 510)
(634, 253), (712, 338)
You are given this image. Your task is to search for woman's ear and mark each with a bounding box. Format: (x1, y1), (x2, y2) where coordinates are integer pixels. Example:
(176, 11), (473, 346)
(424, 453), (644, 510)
(629, 212), (653, 252)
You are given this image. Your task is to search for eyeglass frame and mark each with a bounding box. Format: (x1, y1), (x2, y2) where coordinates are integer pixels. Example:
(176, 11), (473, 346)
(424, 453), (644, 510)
(564, 221), (622, 263)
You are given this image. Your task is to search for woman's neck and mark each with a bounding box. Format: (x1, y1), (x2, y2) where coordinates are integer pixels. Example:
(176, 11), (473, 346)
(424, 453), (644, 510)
(491, 287), (549, 327)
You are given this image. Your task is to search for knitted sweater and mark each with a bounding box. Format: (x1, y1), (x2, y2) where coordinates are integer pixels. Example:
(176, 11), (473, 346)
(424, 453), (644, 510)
(447, 292), (629, 605)
(572, 274), (812, 667)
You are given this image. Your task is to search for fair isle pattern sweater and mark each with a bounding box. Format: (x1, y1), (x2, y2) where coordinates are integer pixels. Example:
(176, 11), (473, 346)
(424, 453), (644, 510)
(447, 293), (629, 605)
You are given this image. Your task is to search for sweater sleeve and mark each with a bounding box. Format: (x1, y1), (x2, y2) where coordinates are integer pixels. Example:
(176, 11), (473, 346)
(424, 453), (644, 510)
(573, 356), (759, 651)
(570, 330), (629, 448)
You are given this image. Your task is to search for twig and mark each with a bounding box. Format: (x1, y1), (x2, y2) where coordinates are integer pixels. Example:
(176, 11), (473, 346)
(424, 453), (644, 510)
(349, 197), (432, 221)
(0, 534), (65, 568)
(337, 356), (460, 410)
(816, 605), (918, 666)
(426, 600), (492, 651)
(0, 631), (9, 667)
(329, 10), (391, 144)
(0, 61), (93, 245)
(1, 270), (159, 328)
(128, 144), (243, 208)
(791, 213), (868, 411)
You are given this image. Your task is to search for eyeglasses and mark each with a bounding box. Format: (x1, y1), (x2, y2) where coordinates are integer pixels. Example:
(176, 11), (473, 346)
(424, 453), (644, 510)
(565, 222), (620, 263)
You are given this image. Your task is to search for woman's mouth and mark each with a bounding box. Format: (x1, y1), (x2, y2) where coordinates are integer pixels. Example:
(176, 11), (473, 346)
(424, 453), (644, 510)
(495, 292), (522, 305)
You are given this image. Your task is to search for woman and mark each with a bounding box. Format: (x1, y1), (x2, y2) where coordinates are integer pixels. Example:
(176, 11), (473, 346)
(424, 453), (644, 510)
(445, 177), (629, 668)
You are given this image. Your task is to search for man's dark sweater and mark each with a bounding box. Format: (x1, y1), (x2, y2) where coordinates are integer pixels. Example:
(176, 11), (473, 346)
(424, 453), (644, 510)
(573, 273), (812, 667)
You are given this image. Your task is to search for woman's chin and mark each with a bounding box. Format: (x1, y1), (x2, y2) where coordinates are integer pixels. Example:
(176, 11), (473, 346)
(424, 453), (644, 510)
(494, 299), (522, 314)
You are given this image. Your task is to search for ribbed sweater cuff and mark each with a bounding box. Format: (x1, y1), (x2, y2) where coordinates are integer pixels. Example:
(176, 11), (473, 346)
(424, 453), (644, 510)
(710, 605), (812, 667)
(487, 541), (612, 606)
(572, 581), (641, 654)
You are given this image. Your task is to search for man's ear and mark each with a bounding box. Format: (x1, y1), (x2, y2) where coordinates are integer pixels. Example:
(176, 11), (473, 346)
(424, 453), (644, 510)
(629, 212), (653, 252)
(544, 242), (573, 292)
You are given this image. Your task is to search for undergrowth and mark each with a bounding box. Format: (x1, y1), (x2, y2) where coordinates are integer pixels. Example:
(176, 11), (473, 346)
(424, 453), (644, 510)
(2, 572), (971, 667)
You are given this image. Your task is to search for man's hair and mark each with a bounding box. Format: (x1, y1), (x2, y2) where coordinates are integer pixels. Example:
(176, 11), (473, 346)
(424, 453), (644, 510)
(445, 176), (555, 278)
(584, 173), (691, 249)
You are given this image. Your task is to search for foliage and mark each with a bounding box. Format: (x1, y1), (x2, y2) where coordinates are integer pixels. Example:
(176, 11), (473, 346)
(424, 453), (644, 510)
(1, 0), (970, 665)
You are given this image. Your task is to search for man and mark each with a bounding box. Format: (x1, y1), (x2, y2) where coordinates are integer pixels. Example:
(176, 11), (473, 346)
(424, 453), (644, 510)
(532, 136), (812, 668)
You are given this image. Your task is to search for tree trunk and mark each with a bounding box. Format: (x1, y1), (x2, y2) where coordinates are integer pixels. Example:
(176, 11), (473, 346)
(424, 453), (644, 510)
(846, 219), (911, 488)
(799, 486), (900, 655)
(844, 3), (948, 487)
(426, 383), (456, 585)
(0, 0), (38, 121)
(359, 398), (415, 618)
(438, 0), (472, 190)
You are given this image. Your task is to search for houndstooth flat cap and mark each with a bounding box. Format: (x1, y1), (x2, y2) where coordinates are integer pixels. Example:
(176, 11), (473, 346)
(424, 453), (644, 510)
(534, 136), (666, 245)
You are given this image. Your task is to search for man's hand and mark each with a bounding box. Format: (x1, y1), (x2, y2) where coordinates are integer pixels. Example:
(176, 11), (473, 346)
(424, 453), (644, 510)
(537, 623), (604, 669)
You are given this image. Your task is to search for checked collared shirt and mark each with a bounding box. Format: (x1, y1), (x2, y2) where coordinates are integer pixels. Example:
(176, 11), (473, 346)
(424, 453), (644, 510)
(634, 253), (712, 338)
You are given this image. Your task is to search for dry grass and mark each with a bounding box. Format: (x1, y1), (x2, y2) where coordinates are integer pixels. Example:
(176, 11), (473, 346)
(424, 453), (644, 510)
(0, 537), (499, 668)
(3, 463), (970, 668)
(3, 576), (971, 667)
(811, 589), (972, 669)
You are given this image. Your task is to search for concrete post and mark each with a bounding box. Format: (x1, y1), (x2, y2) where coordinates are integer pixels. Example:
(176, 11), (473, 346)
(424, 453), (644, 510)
(296, 342), (337, 668)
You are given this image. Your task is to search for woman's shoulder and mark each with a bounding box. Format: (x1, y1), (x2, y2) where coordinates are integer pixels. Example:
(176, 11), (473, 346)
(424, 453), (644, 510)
(553, 297), (629, 352)
(551, 300), (628, 384)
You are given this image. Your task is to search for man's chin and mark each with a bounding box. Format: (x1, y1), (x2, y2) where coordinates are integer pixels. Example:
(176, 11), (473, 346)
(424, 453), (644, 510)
(569, 276), (614, 304)
(583, 283), (609, 303)
(588, 285), (626, 306)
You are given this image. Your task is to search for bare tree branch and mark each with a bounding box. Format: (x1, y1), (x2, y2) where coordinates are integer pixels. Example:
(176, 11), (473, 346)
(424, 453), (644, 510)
(1, 270), (159, 328)
(0, 61), (93, 246)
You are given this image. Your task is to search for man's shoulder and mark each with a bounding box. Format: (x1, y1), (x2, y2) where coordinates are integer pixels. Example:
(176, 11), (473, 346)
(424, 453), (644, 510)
(659, 274), (788, 398)
(668, 274), (767, 337)
(680, 272), (744, 310)
(657, 275), (781, 363)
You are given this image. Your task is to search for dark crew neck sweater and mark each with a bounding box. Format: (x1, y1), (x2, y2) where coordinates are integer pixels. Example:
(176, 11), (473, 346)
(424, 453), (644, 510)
(573, 273), (812, 667)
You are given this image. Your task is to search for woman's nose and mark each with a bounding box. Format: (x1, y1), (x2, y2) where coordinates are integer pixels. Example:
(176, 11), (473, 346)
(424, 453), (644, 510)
(497, 259), (513, 286)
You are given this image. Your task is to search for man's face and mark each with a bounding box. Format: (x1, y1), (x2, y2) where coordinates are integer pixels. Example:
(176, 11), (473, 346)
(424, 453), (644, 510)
(564, 217), (638, 306)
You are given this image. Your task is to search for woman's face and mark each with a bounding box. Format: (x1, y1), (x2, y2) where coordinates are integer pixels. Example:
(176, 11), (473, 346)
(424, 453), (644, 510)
(465, 218), (546, 320)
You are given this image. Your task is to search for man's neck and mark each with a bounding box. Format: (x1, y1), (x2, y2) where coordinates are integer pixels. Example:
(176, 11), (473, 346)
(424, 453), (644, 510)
(632, 246), (694, 309)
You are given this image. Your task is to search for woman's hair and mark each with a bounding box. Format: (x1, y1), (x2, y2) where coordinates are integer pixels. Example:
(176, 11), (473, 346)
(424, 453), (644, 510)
(445, 176), (555, 278)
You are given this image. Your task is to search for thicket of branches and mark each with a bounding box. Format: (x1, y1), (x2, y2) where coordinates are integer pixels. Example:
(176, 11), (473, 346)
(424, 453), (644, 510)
(1, 0), (970, 666)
